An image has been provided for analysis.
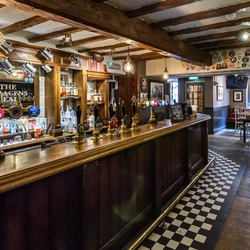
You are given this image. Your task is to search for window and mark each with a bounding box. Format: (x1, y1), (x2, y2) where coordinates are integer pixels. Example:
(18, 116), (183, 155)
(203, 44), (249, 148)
(169, 79), (178, 104)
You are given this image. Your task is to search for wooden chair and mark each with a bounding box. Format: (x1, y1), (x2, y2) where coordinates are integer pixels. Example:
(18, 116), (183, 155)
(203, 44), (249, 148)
(235, 107), (245, 139)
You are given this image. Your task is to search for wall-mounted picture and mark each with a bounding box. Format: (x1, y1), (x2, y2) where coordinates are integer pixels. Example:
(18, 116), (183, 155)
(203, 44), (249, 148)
(150, 82), (164, 100)
(233, 90), (243, 102)
(141, 78), (147, 90)
(217, 86), (223, 101)
(140, 92), (148, 100)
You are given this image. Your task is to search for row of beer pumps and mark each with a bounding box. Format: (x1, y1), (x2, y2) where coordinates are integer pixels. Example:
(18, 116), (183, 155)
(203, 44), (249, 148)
(74, 94), (159, 144)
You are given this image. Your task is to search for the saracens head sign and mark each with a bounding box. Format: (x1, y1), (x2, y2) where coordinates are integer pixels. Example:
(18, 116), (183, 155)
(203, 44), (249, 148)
(0, 82), (34, 108)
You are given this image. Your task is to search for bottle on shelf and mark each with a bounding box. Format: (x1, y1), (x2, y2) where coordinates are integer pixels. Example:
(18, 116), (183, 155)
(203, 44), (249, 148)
(93, 90), (98, 102)
(98, 90), (103, 102)
(67, 118), (74, 133)
(74, 83), (79, 96)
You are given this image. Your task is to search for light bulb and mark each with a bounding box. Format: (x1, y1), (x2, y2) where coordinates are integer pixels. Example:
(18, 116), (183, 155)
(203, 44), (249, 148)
(163, 68), (169, 79)
(124, 61), (133, 72)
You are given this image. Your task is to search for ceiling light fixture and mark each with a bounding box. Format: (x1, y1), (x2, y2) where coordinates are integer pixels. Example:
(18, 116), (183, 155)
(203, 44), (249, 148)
(124, 45), (134, 73)
(236, 30), (250, 42)
(163, 57), (169, 80)
(60, 34), (73, 47)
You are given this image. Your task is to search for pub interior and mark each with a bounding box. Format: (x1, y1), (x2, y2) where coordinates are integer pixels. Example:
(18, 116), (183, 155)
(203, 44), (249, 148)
(0, 0), (250, 250)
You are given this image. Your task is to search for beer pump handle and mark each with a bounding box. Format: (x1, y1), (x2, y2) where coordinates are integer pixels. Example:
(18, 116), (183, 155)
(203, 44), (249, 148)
(0, 92), (3, 108)
(17, 91), (23, 109)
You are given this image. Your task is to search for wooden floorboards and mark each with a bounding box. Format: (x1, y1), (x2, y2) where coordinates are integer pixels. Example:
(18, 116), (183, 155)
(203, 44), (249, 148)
(209, 130), (250, 250)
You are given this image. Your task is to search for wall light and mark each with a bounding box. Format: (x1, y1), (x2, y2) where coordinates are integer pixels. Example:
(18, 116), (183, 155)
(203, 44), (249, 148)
(163, 57), (169, 80)
(42, 64), (52, 73)
(23, 62), (36, 74)
(236, 30), (250, 42)
(124, 45), (134, 73)
(0, 40), (14, 54)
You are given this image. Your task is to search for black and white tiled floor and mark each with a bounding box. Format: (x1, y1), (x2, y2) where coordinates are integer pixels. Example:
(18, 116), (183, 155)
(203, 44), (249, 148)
(138, 149), (245, 250)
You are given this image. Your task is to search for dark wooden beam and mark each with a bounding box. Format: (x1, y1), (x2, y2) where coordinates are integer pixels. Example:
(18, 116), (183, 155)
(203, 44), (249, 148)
(169, 16), (250, 36)
(0, 3), (4, 7)
(193, 38), (241, 49)
(184, 31), (237, 43)
(204, 42), (250, 52)
(113, 52), (164, 61)
(29, 27), (82, 43)
(152, 2), (250, 28)
(0, 16), (47, 35)
(126, 0), (201, 18)
(102, 47), (145, 56)
(91, 0), (106, 2)
(0, 0), (211, 65)
(79, 43), (128, 53)
(57, 35), (109, 48)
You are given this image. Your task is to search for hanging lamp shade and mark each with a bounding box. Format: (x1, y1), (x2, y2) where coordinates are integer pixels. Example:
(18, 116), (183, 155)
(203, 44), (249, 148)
(124, 45), (134, 73)
(163, 57), (169, 80)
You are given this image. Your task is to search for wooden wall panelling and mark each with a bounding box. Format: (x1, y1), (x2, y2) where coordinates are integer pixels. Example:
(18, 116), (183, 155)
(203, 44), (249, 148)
(115, 75), (137, 124)
(97, 79), (109, 119)
(66, 167), (82, 249)
(74, 69), (86, 122)
(98, 156), (111, 248)
(45, 65), (60, 126)
(49, 171), (68, 250)
(34, 71), (40, 106)
(82, 161), (99, 250)
(27, 179), (49, 250)
(201, 121), (208, 165)
(0, 188), (27, 250)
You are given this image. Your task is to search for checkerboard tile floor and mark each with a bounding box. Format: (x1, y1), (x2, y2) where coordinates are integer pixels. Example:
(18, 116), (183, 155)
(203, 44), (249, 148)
(138, 149), (245, 250)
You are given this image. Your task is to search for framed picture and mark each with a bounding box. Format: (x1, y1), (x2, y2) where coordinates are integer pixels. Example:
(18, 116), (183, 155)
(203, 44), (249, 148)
(141, 78), (147, 90)
(217, 86), (223, 101)
(150, 82), (164, 100)
(233, 90), (243, 102)
(140, 92), (148, 100)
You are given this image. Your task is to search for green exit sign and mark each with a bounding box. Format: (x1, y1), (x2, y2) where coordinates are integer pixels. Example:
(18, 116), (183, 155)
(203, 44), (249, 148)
(188, 76), (199, 80)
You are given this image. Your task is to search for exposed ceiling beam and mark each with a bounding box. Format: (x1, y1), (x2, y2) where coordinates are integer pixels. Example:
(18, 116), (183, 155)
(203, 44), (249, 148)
(113, 52), (164, 61)
(193, 38), (240, 49)
(184, 30), (237, 43)
(152, 2), (250, 28)
(29, 27), (82, 43)
(0, 3), (4, 8)
(0, 0), (212, 65)
(102, 47), (145, 56)
(0, 16), (47, 35)
(79, 43), (128, 53)
(169, 16), (250, 36)
(57, 35), (109, 48)
(126, 0), (201, 18)
(204, 43), (250, 52)
(91, 0), (106, 2)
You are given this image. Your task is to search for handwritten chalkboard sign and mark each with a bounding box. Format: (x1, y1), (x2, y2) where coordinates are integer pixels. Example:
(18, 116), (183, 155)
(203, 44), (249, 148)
(170, 104), (184, 122)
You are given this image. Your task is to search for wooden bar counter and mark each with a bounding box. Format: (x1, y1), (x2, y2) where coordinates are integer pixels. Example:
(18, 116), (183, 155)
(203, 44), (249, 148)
(0, 114), (210, 250)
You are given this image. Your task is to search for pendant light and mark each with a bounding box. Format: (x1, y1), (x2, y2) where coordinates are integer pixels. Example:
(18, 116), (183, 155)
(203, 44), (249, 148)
(124, 45), (134, 73)
(163, 57), (169, 80)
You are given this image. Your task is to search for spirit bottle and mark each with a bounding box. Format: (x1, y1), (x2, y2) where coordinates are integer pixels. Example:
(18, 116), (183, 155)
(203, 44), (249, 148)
(98, 90), (103, 102)
(74, 84), (79, 96)
(67, 118), (74, 133)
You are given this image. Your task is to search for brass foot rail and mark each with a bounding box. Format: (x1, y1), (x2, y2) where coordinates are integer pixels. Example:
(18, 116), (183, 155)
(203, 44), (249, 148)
(127, 157), (216, 250)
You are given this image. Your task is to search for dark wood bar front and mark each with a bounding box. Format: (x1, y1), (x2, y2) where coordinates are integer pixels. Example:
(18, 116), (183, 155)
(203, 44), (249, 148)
(0, 114), (210, 250)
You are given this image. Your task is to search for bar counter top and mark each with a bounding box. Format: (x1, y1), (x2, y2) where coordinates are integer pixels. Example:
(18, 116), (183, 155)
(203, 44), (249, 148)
(0, 114), (210, 193)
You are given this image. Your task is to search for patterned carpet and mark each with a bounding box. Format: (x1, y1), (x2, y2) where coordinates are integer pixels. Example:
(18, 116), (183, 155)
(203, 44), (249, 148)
(138, 149), (245, 250)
